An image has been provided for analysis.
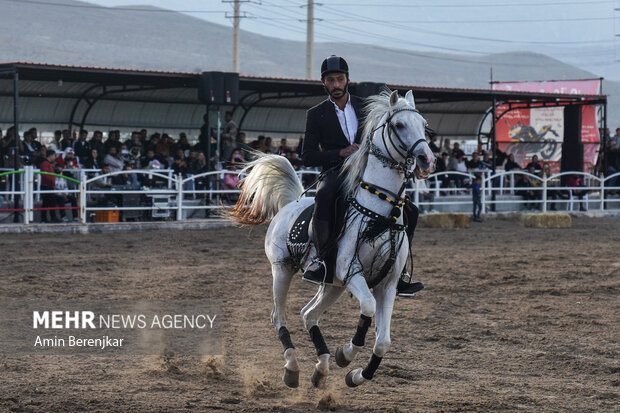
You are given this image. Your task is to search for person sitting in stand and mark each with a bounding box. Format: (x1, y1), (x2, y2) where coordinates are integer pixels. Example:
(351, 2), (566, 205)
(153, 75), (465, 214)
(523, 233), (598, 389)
(104, 146), (124, 173)
(540, 163), (559, 211)
(435, 152), (450, 189)
(48, 130), (62, 152)
(63, 148), (79, 169)
(516, 165), (542, 210)
(466, 152), (482, 171)
(566, 174), (588, 211)
(54, 163), (79, 222)
(111, 165), (140, 188)
(480, 152), (492, 170)
(504, 153), (520, 171)
(73, 129), (91, 164)
(301, 55), (423, 297)
(525, 154), (542, 172)
(39, 149), (60, 223)
(221, 149), (244, 203)
(276, 138), (290, 156)
(171, 149), (189, 176)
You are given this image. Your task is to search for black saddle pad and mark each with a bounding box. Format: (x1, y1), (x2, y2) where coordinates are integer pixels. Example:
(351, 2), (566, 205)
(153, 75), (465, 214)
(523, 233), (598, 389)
(287, 203), (314, 249)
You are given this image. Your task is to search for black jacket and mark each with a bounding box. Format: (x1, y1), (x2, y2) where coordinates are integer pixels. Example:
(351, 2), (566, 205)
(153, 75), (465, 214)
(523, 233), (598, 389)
(301, 95), (364, 172)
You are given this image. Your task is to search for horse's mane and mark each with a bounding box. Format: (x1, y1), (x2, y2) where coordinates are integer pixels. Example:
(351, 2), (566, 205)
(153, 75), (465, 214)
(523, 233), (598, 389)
(341, 90), (410, 197)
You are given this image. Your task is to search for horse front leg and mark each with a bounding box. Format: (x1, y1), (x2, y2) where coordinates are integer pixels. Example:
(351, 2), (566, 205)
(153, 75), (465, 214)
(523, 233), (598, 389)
(345, 276), (397, 387)
(301, 283), (344, 388)
(334, 273), (379, 374)
(335, 273), (374, 368)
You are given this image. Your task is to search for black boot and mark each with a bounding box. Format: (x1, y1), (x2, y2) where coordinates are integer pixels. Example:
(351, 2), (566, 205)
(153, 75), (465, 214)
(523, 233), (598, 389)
(397, 270), (424, 297)
(303, 219), (334, 285)
(398, 203), (424, 297)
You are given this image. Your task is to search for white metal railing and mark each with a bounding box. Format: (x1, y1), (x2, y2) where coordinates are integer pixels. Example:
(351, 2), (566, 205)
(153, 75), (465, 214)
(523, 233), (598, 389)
(1, 167), (619, 224)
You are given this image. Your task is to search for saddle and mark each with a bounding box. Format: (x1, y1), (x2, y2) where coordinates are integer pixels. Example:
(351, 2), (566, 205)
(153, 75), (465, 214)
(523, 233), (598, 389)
(286, 195), (348, 271)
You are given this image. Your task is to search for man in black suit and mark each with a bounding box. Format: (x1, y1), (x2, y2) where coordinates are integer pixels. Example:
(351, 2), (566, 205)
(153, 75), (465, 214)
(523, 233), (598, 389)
(301, 55), (423, 297)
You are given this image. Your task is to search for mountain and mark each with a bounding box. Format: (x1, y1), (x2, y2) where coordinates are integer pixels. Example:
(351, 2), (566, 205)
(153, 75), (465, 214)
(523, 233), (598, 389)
(0, 0), (618, 125)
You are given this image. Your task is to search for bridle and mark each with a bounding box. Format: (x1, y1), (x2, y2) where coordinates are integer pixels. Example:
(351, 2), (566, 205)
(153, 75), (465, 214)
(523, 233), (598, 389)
(369, 107), (428, 182)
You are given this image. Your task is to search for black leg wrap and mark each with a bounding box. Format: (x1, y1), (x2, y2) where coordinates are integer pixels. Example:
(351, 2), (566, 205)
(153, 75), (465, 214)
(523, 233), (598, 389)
(278, 326), (294, 351)
(309, 325), (330, 356)
(361, 353), (383, 381)
(352, 315), (372, 347)
(404, 202), (419, 241)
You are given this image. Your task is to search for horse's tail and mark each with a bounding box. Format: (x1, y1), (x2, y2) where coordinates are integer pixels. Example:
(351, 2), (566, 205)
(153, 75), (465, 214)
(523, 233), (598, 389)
(227, 153), (304, 226)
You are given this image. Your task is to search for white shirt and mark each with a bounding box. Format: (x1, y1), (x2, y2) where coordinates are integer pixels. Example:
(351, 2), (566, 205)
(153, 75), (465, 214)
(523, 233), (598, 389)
(330, 94), (358, 145)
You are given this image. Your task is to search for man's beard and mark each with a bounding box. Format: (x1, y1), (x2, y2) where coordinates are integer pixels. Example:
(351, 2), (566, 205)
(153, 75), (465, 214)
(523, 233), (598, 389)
(325, 82), (348, 99)
(329, 88), (345, 99)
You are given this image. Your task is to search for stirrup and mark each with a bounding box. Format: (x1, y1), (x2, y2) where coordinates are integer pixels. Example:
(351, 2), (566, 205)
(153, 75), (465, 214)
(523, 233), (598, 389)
(397, 271), (424, 297)
(302, 257), (327, 285)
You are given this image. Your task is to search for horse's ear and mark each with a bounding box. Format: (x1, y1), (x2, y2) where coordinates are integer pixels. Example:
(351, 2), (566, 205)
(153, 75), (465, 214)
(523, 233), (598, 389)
(405, 90), (416, 109)
(389, 90), (399, 106)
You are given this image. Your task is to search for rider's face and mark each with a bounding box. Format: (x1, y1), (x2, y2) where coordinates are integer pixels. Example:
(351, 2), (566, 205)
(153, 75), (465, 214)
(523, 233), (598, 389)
(323, 73), (348, 100)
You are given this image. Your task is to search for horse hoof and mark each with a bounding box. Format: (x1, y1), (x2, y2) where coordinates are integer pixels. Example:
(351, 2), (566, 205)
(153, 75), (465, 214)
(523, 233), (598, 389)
(345, 369), (359, 388)
(335, 347), (351, 368)
(311, 368), (327, 388)
(282, 368), (299, 388)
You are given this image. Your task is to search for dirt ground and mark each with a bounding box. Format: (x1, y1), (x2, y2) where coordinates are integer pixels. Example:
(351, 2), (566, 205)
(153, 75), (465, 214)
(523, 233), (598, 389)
(0, 215), (619, 412)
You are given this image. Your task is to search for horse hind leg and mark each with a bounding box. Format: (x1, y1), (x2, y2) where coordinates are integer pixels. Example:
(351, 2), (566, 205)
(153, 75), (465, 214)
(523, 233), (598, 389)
(301, 284), (344, 388)
(270, 262), (299, 388)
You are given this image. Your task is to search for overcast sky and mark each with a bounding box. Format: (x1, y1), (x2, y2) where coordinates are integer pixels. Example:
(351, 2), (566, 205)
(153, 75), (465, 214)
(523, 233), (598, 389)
(89, 0), (620, 81)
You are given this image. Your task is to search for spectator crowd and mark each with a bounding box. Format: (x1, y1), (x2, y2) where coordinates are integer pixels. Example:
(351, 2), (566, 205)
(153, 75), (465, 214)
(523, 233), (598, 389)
(1, 121), (619, 221)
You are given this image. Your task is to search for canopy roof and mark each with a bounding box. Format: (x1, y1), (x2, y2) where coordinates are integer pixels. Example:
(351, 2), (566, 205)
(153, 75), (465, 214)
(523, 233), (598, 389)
(0, 62), (606, 141)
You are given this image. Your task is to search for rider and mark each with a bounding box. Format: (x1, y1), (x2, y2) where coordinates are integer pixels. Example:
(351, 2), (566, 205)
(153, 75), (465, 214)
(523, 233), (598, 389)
(301, 55), (424, 297)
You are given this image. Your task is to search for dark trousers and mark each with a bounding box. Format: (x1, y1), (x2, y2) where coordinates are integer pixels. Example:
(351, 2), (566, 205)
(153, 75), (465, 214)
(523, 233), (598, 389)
(40, 184), (58, 222)
(56, 195), (78, 219)
(473, 196), (482, 219)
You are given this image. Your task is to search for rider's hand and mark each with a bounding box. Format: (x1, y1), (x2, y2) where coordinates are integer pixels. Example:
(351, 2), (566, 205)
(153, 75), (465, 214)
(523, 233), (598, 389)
(339, 144), (359, 158)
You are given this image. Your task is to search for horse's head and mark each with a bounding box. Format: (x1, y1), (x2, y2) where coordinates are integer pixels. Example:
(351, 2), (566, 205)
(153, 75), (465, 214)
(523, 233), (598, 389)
(372, 90), (435, 179)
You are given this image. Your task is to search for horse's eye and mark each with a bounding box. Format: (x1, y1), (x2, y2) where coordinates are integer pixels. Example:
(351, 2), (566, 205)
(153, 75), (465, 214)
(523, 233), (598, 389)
(395, 122), (404, 129)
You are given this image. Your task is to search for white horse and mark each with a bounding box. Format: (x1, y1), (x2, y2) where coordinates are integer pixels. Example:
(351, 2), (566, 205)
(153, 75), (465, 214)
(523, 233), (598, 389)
(228, 90), (435, 388)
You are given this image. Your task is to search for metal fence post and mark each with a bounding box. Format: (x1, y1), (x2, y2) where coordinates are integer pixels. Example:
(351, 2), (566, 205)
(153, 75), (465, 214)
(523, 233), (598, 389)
(176, 175), (183, 221)
(24, 166), (33, 224)
(481, 176), (486, 214)
(79, 179), (87, 224)
(542, 178), (547, 213)
(600, 176), (605, 211)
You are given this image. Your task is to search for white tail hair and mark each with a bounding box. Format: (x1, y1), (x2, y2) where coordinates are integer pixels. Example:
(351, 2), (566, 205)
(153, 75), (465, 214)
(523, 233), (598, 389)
(227, 152), (304, 225)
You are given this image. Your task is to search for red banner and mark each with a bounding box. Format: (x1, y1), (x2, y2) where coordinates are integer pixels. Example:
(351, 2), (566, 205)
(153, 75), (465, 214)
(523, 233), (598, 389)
(493, 79), (601, 172)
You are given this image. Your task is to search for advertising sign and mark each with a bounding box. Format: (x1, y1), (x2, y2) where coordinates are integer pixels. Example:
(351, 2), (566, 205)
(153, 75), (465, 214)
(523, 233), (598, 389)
(493, 79), (601, 171)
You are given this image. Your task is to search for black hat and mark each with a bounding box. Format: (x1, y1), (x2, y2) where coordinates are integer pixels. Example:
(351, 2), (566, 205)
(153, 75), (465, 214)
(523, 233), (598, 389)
(321, 55), (349, 78)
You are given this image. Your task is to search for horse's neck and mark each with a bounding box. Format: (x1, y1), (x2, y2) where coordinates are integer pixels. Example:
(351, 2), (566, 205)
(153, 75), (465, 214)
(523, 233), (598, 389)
(356, 155), (406, 216)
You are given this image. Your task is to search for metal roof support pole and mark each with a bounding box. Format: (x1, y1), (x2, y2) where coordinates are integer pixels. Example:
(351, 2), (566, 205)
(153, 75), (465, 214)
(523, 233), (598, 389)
(602, 101), (607, 182)
(68, 84), (102, 133)
(490, 94), (497, 213)
(12, 70), (21, 222)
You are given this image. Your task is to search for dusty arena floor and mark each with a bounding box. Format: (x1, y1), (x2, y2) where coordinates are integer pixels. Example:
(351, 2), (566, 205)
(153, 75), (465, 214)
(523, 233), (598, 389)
(1, 215), (619, 412)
